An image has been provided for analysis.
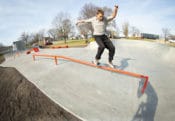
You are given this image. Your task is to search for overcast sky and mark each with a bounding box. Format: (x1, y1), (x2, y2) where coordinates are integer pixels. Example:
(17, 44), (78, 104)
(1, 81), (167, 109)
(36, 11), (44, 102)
(0, 0), (175, 45)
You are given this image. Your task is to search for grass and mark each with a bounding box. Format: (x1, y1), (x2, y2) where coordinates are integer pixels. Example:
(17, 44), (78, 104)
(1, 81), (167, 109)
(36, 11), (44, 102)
(150, 39), (175, 47)
(53, 39), (86, 46)
(48, 38), (95, 48)
(166, 42), (175, 47)
(45, 37), (175, 48)
(127, 37), (175, 47)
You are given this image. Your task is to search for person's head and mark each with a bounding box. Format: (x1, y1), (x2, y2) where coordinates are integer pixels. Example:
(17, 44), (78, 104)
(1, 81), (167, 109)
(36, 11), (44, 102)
(96, 9), (104, 21)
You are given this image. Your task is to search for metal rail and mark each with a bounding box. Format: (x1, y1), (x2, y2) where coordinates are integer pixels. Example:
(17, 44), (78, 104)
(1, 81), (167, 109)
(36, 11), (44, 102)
(33, 54), (149, 94)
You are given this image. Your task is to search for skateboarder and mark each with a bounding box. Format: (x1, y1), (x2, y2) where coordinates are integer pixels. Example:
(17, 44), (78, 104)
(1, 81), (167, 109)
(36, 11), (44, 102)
(76, 5), (119, 68)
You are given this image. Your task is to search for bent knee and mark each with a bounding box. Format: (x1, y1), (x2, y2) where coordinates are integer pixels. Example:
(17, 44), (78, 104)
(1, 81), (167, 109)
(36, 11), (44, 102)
(109, 46), (115, 51)
(98, 45), (105, 50)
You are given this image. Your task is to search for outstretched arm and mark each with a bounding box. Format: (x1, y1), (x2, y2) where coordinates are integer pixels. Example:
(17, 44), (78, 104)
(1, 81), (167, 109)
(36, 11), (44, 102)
(76, 20), (86, 26)
(76, 17), (93, 26)
(108, 5), (119, 21)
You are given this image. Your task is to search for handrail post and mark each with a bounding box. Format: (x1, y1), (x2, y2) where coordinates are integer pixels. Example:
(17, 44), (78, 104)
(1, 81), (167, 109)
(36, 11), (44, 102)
(33, 55), (35, 61)
(54, 56), (58, 65)
(141, 76), (149, 94)
(32, 54), (149, 94)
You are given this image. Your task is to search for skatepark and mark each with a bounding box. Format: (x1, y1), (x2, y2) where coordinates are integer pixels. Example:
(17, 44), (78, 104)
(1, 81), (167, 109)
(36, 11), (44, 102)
(1, 39), (175, 121)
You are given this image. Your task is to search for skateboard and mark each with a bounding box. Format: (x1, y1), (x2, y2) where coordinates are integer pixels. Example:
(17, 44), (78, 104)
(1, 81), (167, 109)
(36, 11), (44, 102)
(92, 61), (115, 68)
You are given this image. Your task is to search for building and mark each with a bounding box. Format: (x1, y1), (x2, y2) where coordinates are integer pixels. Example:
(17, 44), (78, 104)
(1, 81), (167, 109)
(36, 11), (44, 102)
(141, 33), (159, 39)
(13, 40), (26, 51)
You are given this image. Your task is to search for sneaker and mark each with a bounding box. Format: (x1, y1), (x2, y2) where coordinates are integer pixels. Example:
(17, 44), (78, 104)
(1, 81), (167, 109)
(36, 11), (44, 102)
(108, 61), (115, 68)
(92, 59), (100, 66)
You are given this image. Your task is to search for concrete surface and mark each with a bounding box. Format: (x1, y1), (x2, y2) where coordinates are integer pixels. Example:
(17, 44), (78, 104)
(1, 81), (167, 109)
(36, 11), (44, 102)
(1, 39), (175, 121)
(0, 66), (83, 121)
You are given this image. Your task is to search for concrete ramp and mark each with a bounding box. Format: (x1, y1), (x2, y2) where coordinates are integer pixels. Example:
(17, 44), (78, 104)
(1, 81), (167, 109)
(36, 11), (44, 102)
(1, 39), (175, 121)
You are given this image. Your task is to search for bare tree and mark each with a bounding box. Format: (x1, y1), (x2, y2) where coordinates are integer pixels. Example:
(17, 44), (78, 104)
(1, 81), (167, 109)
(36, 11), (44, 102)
(78, 3), (98, 37)
(80, 3), (98, 19)
(169, 35), (175, 40)
(102, 6), (112, 16)
(115, 25), (120, 38)
(107, 20), (118, 38)
(19, 32), (29, 45)
(27, 33), (35, 44)
(162, 28), (170, 42)
(77, 24), (90, 40)
(0, 43), (3, 47)
(103, 6), (118, 38)
(122, 22), (129, 38)
(48, 29), (57, 41)
(28, 30), (45, 46)
(37, 30), (45, 45)
(31, 33), (40, 45)
(131, 26), (140, 37)
(52, 12), (74, 43)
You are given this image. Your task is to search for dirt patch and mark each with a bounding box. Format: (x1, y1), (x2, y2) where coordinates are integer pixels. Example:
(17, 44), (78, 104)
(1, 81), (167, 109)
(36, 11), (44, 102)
(0, 66), (83, 121)
(0, 54), (5, 64)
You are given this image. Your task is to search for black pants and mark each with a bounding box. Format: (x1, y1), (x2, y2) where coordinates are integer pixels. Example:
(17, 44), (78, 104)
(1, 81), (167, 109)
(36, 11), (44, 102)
(94, 35), (115, 62)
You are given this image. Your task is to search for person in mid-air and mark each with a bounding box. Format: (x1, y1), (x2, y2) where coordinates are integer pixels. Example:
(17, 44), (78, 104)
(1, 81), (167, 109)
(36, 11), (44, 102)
(76, 5), (119, 68)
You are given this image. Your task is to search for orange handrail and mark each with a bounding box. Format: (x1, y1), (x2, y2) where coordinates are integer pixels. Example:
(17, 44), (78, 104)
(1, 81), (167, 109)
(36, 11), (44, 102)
(32, 54), (149, 94)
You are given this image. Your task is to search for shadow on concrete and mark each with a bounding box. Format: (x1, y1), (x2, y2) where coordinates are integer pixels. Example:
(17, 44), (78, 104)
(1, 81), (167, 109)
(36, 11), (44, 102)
(115, 58), (133, 70)
(131, 80), (158, 121)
